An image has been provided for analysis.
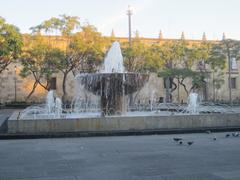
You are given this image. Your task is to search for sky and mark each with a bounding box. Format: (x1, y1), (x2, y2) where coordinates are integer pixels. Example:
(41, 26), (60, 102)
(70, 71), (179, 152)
(1, 0), (240, 40)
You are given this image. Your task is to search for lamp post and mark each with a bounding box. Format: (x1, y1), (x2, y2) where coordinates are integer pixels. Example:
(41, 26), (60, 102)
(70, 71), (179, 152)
(14, 65), (17, 102)
(228, 54), (232, 106)
(126, 6), (134, 106)
(127, 6), (132, 47)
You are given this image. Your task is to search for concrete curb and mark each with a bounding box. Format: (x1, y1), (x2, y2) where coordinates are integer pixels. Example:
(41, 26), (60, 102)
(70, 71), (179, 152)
(1, 126), (240, 140)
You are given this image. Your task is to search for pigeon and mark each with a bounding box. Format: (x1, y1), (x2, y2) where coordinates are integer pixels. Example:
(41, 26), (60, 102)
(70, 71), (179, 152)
(232, 132), (239, 137)
(187, 141), (194, 146)
(173, 138), (182, 142)
(225, 134), (230, 138)
(213, 136), (217, 141)
(179, 141), (183, 145)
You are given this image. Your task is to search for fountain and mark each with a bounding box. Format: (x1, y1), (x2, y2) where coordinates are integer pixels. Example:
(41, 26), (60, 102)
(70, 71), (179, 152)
(11, 41), (240, 135)
(186, 92), (199, 114)
(46, 90), (55, 114)
(77, 42), (149, 116)
(20, 90), (62, 119)
(55, 97), (62, 118)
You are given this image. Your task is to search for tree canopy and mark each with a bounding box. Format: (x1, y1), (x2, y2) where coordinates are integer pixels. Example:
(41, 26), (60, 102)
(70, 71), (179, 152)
(0, 17), (23, 74)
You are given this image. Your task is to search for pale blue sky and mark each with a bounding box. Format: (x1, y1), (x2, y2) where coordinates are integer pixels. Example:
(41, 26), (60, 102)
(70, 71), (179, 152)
(1, 0), (240, 40)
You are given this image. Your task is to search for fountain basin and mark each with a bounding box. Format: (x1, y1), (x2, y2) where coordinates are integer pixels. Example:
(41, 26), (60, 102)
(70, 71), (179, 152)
(7, 112), (240, 134)
(77, 73), (149, 115)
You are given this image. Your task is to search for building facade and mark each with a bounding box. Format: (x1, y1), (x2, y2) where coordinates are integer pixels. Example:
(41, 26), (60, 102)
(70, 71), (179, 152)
(0, 35), (239, 104)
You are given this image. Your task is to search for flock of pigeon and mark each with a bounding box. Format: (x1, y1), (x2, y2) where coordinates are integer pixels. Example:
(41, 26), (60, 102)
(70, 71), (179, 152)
(173, 130), (240, 146)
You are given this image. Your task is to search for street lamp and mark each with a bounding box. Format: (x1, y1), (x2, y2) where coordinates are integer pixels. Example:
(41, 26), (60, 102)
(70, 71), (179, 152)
(228, 56), (232, 106)
(14, 65), (17, 102)
(126, 6), (134, 106)
(127, 5), (133, 47)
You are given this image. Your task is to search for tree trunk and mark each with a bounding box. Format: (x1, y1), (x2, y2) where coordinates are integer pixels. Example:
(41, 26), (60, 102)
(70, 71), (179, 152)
(212, 72), (215, 101)
(177, 78), (180, 104)
(165, 77), (171, 103)
(62, 72), (68, 103)
(203, 82), (208, 101)
(0, 61), (11, 74)
(26, 80), (38, 101)
(179, 78), (189, 96)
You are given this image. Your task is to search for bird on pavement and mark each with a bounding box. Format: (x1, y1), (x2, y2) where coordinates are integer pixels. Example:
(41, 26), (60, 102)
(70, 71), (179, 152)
(179, 141), (183, 145)
(225, 134), (230, 138)
(173, 138), (182, 142)
(187, 141), (194, 146)
(232, 132), (239, 137)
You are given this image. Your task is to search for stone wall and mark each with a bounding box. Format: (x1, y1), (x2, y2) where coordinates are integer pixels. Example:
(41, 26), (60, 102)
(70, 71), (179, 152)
(0, 62), (240, 104)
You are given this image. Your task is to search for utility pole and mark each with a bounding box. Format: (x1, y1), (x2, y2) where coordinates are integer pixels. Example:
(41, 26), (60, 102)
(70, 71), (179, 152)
(127, 6), (132, 47)
(227, 50), (232, 106)
(14, 65), (17, 102)
(224, 38), (232, 106)
(126, 6), (133, 107)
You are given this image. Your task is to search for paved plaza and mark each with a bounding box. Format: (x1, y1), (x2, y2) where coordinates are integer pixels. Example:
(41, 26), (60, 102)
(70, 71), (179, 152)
(0, 131), (240, 180)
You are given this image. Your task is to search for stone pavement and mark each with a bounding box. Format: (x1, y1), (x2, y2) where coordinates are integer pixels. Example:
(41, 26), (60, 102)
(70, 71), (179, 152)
(0, 132), (240, 180)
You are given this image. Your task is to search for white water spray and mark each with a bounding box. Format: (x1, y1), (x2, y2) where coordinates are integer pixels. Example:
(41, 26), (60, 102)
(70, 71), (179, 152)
(46, 90), (55, 114)
(187, 92), (199, 114)
(102, 41), (124, 73)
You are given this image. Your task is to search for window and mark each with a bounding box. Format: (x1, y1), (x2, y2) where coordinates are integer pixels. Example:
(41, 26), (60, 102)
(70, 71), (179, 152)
(230, 77), (237, 89)
(231, 58), (238, 70)
(50, 77), (57, 90)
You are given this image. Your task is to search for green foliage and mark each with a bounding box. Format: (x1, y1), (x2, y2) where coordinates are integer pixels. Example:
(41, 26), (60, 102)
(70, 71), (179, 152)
(146, 43), (173, 71)
(207, 39), (240, 70)
(29, 15), (107, 101)
(158, 68), (196, 79)
(206, 39), (240, 93)
(122, 36), (149, 72)
(191, 74), (207, 90)
(30, 15), (80, 36)
(213, 71), (225, 89)
(0, 16), (23, 73)
(206, 43), (226, 71)
(20, 34), (62, 90)
(66, 24), (107, 73)
(59, 15), (80, 36)
(158, 67), (205, 94)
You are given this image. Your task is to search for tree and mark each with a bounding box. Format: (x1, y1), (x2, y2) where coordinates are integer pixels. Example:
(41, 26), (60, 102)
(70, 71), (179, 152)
(54, 24), (107, 102)
(158, 68), (203, 95)
(157, 40), (212, 102)
(31, 15), (107, 102)
(30, 15), (81, 102)
(206, 39), (240, 103)
(59, 15), (80, 37)
(206, 42), (226, 101)
(121, 35), (152, 105)
(122, 36), (149, 73)
(155, 40), (188, 102)
(0, 17), (22, 74)
(143, 43), (168, 72)
(188, 42), (212, 100)
(20, 34), (62, 100)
